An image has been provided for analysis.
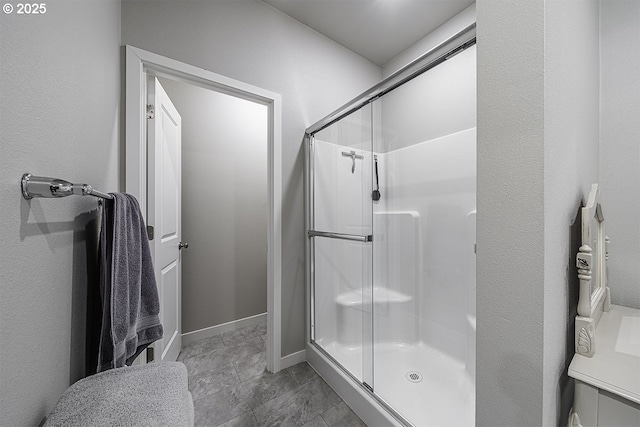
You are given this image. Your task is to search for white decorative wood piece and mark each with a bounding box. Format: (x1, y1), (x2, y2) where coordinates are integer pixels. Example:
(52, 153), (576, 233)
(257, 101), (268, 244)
(575, 183), (610, 358)
(575, 316), (595, 357)
(568, 186), (640, 427)
(604, 236), (611, 312)
(567, 409), (582, 427)
(577, 245), (593, 317)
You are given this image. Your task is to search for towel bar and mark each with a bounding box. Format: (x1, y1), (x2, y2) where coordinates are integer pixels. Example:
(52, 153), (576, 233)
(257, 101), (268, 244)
(21, 173), (113, 200)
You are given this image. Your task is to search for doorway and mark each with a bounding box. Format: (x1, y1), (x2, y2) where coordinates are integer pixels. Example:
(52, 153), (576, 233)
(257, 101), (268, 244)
(158, 75), (268, 342)
(125, 46), (283, 372)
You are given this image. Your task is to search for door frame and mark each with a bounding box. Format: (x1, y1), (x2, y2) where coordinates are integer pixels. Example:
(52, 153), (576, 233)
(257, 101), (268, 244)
(125, 45), (283, 372)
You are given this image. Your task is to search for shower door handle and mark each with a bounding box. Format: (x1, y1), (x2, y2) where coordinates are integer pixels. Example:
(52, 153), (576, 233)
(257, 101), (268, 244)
(308, 230), (372, 242)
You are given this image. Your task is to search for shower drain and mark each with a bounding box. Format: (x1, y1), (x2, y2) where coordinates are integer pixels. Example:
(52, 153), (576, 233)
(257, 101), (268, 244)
(406, 371), (423, 383)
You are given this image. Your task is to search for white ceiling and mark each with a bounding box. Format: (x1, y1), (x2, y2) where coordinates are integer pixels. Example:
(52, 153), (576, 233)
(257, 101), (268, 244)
(261, 0), (475, 66)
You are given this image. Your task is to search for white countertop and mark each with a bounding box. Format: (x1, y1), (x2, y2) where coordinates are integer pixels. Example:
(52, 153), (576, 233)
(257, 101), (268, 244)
(569, 304), (640, 404)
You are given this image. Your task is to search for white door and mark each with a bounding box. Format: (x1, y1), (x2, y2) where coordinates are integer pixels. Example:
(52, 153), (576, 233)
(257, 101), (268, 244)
(147, 76), (182, 362)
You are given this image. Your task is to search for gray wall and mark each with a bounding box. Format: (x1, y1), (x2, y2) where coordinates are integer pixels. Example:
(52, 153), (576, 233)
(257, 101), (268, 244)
(477, 1), (546, 424)
(121, 0), (382, 356)
(600, 0), (640, 310)
(0, 1), (121, 424)
(477, 0), (601, 425)
(158, 77), (268, 333)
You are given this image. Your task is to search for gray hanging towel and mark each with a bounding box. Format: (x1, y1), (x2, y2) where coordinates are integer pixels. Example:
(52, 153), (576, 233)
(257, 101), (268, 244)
(97, 193), (163, 372)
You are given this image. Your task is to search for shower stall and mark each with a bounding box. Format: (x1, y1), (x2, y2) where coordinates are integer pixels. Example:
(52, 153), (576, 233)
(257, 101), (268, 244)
(305, 25), (476, 427)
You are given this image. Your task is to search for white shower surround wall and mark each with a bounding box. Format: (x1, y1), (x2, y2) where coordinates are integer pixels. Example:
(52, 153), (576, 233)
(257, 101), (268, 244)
(379, 127), (477, 363)
(312, 127), (476, 426)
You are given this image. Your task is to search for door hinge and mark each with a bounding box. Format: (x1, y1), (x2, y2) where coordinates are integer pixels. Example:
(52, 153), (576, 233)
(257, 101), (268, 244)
(146, 104), (155, 119)
(146, 346), (155, 363)
(147, 225), (154, 241)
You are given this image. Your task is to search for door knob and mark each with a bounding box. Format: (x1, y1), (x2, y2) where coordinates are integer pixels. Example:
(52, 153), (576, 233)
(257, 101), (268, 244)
(179, 242), (189, 250)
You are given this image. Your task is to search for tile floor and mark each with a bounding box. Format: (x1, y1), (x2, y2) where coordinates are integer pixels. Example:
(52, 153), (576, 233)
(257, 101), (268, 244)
(178, 321), (367, 427)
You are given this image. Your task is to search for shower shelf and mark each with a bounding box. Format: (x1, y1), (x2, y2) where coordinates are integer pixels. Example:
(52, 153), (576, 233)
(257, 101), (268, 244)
(336, 288), (412, 307)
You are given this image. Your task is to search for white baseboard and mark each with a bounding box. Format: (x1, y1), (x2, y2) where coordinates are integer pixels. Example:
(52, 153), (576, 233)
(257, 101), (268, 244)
(182, 312), (267, 345)
(280, 349), (306, 370)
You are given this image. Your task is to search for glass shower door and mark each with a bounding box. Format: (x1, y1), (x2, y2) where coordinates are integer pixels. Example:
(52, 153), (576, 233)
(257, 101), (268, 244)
(309, 104), (374, 388)
(370, 45), (477, 426)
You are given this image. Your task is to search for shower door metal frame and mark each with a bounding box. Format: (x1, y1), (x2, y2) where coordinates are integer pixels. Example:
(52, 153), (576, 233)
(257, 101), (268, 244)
(305, 23), (477, 427)
(307, 134), (315, 343)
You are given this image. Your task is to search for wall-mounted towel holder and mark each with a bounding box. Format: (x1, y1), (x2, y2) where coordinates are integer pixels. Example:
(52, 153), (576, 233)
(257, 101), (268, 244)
(21, 173), (113, 200)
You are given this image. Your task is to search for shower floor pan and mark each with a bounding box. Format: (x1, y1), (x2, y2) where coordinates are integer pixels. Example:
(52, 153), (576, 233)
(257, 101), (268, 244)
(318, 340), (475, 427)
